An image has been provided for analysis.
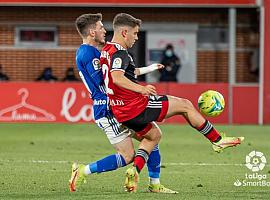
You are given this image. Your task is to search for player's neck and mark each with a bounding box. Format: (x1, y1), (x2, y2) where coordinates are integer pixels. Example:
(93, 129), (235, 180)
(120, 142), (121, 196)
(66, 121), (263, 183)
(82, 38), (101, 50)
(83, 38), (93, 45)
(111, 36), (127, 49)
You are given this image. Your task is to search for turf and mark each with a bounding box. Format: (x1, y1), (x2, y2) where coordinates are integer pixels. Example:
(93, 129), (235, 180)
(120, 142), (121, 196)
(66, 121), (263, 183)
(0, 123), (269, 199)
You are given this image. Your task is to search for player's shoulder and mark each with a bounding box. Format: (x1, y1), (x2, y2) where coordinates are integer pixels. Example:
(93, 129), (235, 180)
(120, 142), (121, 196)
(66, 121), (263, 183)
(78, 44), (96, 51)
(103, 42), (126, 54)
(77, 44), (99, 56)
(110, 49), (131, 70)
(112, 49), (128, 59)
(77, 44), (100, 61)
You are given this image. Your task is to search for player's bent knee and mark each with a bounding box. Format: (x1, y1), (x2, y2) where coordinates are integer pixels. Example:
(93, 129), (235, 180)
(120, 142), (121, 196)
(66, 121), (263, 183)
(168, 95), (192, 112)
(124, 153), (135, 164)
(155, 130), (162, 142)
(183, 98), (194, 109)
(114, 138), (135, 164)
(176, 98), (195, 111)
(118, 151), (135, 164)
(147, 127), (162, 143)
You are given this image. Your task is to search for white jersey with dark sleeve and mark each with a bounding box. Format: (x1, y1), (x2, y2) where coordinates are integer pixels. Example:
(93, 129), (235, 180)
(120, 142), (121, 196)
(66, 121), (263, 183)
(111, 50), (137, 83)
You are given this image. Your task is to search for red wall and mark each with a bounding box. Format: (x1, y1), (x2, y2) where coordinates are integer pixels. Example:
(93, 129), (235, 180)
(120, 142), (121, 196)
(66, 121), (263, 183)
(233, 86), (259, 124)
(0, 82), (259, 124)
(0, 82), (93, 123)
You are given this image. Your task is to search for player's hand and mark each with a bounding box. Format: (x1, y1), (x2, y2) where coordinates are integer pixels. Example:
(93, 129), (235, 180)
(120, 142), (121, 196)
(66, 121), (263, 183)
(141, 85), (157, 96)
(155, 63), (164, 69)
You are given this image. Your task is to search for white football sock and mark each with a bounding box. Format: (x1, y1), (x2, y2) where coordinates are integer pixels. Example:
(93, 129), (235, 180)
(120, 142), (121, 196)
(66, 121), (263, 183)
(84, 165), (92, 175)
(149, 177), (160, 185)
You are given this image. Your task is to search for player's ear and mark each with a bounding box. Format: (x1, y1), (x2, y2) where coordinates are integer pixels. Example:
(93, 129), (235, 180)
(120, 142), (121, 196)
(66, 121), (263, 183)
(89, 28), (95, 37)
(121, 29), (128, 38)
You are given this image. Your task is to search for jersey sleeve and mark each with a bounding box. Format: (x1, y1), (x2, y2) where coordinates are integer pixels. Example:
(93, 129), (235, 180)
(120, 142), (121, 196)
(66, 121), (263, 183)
(111, 50), (130, 72)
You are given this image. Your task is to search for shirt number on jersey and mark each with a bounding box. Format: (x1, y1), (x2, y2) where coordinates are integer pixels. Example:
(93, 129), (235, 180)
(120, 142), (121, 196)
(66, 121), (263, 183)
(102, 64), (114, 95)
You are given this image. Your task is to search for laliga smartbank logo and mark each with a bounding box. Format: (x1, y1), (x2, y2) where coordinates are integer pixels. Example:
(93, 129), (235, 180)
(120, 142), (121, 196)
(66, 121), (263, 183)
(245, 151), (267, 172)
(234, 151), (270, 187)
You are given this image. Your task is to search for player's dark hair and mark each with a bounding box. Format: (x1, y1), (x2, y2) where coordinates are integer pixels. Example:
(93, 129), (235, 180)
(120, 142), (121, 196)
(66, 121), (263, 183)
(75, 13), (102, 38)
(113, 13), (141, 30)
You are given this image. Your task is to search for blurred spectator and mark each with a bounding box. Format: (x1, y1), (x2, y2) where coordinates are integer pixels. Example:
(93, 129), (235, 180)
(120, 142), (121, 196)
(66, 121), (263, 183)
(0, 64), (9, 81)
(249, 32), (259, 80)
(159, 44), (181, 82)
(36, 67), (58, 82)
(63, 67), (79, 82)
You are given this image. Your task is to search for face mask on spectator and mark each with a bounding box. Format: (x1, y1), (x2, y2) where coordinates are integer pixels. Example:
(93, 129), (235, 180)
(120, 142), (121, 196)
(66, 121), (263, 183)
(165, 50), (173, 57)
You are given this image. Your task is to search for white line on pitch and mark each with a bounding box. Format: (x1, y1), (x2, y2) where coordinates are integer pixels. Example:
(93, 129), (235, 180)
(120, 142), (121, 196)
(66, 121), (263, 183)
(1, 159), (269, 167)
(163, 163), (247, 166)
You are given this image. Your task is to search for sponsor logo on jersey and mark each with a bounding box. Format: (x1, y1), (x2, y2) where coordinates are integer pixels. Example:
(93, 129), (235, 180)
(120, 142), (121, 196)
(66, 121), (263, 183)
(110, 99), (124, 106)
(92, 58), (100, 70)
(112, 58), (122, 69)
(94, 99), (107, 105)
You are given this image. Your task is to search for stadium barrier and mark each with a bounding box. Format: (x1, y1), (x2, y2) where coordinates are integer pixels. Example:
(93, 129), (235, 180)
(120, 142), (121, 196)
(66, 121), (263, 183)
(0, 82), (258, 124)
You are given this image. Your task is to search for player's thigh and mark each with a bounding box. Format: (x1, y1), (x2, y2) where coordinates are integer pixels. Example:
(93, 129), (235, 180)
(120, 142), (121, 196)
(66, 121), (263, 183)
(133, 122), (162, 142)
(166, 95), (194, 118)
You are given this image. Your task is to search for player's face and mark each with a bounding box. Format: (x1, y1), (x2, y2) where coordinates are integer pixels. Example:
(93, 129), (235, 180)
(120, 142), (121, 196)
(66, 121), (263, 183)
(125, 26), (139, 48)
(94, 21), (106, 45)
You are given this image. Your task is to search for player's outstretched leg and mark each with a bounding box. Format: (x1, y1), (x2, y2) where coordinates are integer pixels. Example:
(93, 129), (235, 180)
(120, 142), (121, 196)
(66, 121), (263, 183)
(69, 135), (136, 192)
(166, 95), (244, 152)
(69, 153), (128, 192)
(196, 119), (244, 153)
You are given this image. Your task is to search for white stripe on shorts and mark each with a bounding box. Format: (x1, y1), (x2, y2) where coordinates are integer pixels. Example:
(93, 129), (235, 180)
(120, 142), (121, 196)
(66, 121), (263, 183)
(147, 102), (162, 108)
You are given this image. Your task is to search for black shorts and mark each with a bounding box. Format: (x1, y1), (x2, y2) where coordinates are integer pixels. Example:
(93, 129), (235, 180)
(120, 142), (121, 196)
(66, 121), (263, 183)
(123, 95), (168, 137)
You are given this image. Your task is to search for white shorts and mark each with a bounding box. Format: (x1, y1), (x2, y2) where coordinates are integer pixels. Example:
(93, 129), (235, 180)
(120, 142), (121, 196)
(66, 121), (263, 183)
(95, 115), (132, 144)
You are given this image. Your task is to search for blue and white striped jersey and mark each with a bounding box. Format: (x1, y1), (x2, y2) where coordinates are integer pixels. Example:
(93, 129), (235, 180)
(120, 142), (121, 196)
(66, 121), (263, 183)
(76, 44), (111, 120)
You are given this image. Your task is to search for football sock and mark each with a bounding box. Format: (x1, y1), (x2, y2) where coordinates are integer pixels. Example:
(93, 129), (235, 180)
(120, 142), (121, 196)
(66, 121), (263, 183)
(149, 177), (160, 185)
(197, 120), (221, 143)
(85, 153), (126, 175)
(133, 149), (149, 173)
(84, 162), (96, 175)
(147, 144), (161, 184)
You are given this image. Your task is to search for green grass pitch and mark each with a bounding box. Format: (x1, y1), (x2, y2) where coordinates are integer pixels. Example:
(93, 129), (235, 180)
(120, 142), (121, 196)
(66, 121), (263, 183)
(0, 123), (270, 199)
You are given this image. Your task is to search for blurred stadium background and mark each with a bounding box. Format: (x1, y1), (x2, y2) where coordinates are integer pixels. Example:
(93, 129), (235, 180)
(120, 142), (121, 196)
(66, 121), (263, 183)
(0, 0), (270, 199)
(0, 0), (269, 124)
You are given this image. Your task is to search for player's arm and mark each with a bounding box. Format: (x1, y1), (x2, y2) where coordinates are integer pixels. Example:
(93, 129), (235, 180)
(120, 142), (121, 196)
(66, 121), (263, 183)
(134, 63), (164, 76)
(111, 70), (156, 96)
(110, 50), (157, 96)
